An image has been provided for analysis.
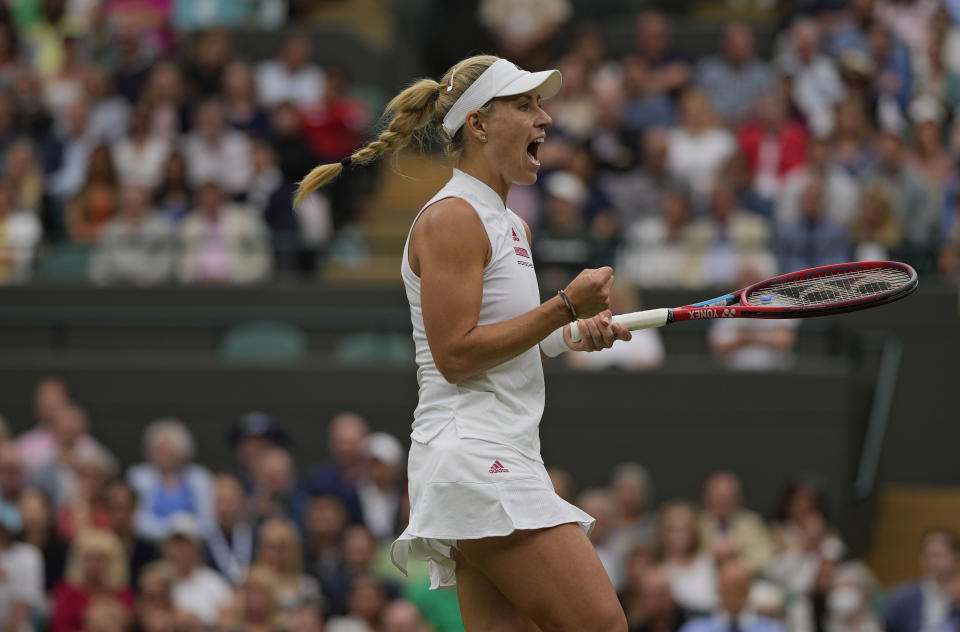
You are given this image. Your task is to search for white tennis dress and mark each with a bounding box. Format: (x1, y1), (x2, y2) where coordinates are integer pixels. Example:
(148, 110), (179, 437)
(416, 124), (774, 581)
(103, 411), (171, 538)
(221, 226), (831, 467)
(390, 168), (595, 589)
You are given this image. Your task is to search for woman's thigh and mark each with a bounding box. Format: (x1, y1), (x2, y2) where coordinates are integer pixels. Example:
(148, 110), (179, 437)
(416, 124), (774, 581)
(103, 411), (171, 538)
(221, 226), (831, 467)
(455, 523), (627, 632)
(455, 547), (542, 632)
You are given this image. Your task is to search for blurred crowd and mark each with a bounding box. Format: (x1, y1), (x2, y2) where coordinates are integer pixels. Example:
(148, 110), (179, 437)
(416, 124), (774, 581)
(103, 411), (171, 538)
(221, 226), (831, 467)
(0, 1), (959, 286)
(511, 0), (960, 296)
(0, 376), (958, 632)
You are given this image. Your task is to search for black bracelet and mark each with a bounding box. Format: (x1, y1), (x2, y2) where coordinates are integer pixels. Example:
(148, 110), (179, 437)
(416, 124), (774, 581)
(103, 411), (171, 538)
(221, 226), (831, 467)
(558, 289), (577, 322)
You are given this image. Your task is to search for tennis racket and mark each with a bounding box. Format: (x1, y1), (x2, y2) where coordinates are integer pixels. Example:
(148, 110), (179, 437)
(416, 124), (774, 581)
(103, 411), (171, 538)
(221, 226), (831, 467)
(570, 261), (918, 342)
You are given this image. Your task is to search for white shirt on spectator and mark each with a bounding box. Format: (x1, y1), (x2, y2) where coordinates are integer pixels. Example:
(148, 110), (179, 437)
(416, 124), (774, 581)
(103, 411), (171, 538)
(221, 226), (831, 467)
(667, 128), (735, 198)
(663, 552), (717, 612)
(0, 542), (44, 632)
(112, 137), (171, 189)
(256, 60), (325, 108)
(1, 210), (42, 283)
(357, 482), (399, 540)
(180, 131), (253, 195)
(776, 166), (859, 229)
(171, 566), (233, 626)
(709, 318), (799, 371)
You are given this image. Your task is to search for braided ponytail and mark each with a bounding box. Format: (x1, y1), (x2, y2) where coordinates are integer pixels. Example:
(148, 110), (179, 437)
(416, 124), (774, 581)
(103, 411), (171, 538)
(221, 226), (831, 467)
(293, 54), (500, 207)
(294, 79), (441, 206)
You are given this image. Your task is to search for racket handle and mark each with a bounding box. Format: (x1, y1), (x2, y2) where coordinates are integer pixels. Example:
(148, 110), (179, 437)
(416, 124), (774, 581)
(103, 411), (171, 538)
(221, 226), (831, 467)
(569, 308), (670, 343)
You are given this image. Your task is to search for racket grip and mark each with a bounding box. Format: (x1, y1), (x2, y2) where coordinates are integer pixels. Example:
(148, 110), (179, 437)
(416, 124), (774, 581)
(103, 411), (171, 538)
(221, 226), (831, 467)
(569, 308), (670, 343)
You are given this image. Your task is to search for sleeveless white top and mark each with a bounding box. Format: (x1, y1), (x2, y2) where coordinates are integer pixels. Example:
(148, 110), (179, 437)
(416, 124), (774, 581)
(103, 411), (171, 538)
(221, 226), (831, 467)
(401, 168), (546, 461)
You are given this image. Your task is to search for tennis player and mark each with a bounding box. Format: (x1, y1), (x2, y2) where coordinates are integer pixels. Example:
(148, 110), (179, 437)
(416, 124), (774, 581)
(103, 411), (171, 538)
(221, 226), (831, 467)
(296, 55), (630, 630)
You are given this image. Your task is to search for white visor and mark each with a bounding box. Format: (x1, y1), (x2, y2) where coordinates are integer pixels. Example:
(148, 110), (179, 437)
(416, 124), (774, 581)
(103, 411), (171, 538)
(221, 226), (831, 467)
(441, 58), (562, 137)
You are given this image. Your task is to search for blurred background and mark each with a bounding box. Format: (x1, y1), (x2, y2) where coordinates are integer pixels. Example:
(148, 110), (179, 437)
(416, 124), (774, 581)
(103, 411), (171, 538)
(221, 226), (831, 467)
(0, 0), (958, 630)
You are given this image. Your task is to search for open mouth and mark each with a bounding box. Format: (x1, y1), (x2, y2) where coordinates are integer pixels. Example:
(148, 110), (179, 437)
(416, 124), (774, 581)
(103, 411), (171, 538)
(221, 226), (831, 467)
(526, 138), (543, 166)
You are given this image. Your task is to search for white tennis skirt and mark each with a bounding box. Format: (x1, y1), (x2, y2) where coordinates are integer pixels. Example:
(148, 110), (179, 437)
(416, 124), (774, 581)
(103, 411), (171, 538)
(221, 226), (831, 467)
(390, 421), (595, 589)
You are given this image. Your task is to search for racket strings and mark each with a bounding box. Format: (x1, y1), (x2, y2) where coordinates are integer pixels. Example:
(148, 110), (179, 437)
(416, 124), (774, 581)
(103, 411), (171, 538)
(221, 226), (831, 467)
(745, 267), (911, 307)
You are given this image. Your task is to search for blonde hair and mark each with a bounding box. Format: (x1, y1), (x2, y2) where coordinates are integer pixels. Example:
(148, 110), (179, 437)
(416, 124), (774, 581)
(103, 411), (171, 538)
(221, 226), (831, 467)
(66, 529), (129, 591)
(256, 518), (304, 577)
(294, 54), (501, 206)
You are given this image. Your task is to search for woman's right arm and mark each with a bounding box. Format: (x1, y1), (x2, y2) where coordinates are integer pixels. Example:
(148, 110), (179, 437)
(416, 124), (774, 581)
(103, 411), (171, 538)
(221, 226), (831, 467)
(413, 198), (622, 384)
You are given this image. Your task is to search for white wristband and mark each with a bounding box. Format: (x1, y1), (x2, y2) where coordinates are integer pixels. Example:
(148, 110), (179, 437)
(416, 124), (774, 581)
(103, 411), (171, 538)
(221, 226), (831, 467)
(540, 327), (571, 358)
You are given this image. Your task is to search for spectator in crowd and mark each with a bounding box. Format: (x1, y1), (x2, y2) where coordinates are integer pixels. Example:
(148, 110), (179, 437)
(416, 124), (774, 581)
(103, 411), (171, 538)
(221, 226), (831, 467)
(709, 265), (799, 372)
(633, 10), (692, 103)
(0, 179), (42, 284)
(620, 52), (674, 134)
(185, 29), (233, 101)
(775, 175), (850, 272)
(304, 494), (348, 585)
(825, 561), (882, 632)
(777, 136), (860, 229)
(658, 500), (717, 614)
(327, 574), (388, 632)
(19, 487), (68, 592)
(618, 186), (697, 288)
(381, 599), (430, 632)
(105, 481), (157, 590)
(109, 24), (154, 105)
(55, 442), (117, 541)
(245, 138), (308, 274)
(832, 96), (874, 178)
(301, 65), (370, 164)
(46, 97), (96, 201)
(868, 129), (938, 255)
(268, 101), (318, 186)
(221, 60), (270, 138)
(850, 183), (902, 261)
(152, 152), (191, 224)
(161, 513), (233, 628)
(535, 170), (601, 293)
(4, 139), (47, 220)
(579, 488), (628, 592)
(546, 54), (597, 141)
(88, 184), (176, 286)
(478, 0), (571, 71)
(217, 564), (279, 632)
(248, 447), (308, 532)
(308, 412), (369, 524)
(83, 67), (130, 146)
(0, 499), (43, 632)
(610, 463), (657, 547)
(631, 566), (690, 632)
(699, 472), (773, 576)
(0, 442), (25, 505)
(768, 474), (846, 597)
(865, 20), (913, 111)
(777, 19), (845, 136)
(29, 404), (99, 507)
(566, 282), (665, 370)
(180, 98), (253, 196)
(737, 94), (809, 202)
(254, 518), (321, 612)
(227, 411), (290, 493)
(135, 562), (176, 632)
(16, 378), (71, 476)
(886, 529), (959, 632)
(907, 96), (951, 192)
(679, 560), (786, 632)
(140, 62), (189, 144)
(323, 525), (397, 616)
(126, 418), (214, 542)
(176, 181), (272, 284)
(40, 35), (87, 127)
(256, 32), (325, 108)
(696, 22), (774, 125)
(64, 143), (119, 245)
(357, 432), (406, 541)
(111, 103), (170, 190)
(204, 473), (253, 586)
(602, 126), (676, 227)
(667, 89), (736, 201)
(50, 529), (135, 632)
(688, 181), (773, 288)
